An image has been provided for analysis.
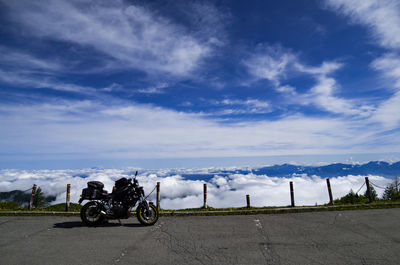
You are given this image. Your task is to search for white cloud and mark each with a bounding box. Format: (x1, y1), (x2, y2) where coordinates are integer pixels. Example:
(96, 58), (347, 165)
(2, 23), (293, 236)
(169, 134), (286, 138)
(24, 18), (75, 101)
(324, 0), (400, 128)
(370, 53), (400, 127)
(212, 98), (271, 114)
(304, 75), (374, 116)
(0, 47), (89, 93)
(0, 46), (63, 72)
(101, 83), (124, 92)
(0, 70), (96, 94)
(294, 62), (369, 116)
(275, 85), (296, 95)
(324, 0), (400, 50)
(137, 83), (168, 94)
(177, 1), (229, 47)
(220, 99), (269, 109)
(1, 0), (223, 77)
(371, 91), (400, 128)
(0, 167), (392, 209)
(294, 61), (343, 76)
(244, 45), (297, 86)
(372, 53), (400, 88)
(244, 45), (372, 117)
(0, 98), (396, 160)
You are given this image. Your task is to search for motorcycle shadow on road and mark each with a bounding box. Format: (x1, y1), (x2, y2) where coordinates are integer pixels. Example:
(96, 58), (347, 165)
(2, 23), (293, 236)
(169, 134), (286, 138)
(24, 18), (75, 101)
(53, 221), (143, 229)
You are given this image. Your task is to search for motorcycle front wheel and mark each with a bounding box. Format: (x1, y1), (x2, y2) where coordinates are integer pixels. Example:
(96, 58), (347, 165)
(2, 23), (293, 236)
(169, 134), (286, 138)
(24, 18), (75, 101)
(80, 201), (104, 226)
(137, 203), (159, 226)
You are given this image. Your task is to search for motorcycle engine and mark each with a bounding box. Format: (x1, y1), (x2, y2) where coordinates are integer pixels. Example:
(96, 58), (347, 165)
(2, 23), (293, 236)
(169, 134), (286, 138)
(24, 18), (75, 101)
(112, 202), (130, 219)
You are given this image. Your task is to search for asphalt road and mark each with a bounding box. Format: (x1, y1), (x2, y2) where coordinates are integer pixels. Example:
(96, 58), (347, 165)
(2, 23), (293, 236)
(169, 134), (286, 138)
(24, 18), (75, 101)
(1, 208), (400, 265)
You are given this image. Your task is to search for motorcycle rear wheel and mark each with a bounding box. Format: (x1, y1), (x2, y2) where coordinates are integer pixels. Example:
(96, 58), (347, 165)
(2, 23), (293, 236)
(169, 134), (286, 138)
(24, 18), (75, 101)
(80, 201), (104, 226)
(137, 203), (159, 226)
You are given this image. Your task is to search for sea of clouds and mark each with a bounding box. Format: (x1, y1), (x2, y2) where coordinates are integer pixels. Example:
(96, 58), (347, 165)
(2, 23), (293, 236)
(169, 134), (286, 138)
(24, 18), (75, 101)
(0, 167), (393, 209)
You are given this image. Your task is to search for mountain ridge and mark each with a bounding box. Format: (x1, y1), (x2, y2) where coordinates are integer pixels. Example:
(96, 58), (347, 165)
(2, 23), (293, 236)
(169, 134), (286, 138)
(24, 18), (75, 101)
(180, 161), (400, 180)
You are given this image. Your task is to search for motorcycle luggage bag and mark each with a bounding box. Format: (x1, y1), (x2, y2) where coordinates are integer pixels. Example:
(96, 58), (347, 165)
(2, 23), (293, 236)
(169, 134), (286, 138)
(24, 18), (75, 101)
(115, 177), (129, 189)
(81, 187), (102, 199)
(87, 181), (104, 190)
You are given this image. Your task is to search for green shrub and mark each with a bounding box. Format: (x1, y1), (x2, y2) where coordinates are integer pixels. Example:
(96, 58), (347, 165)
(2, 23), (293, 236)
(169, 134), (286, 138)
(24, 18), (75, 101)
(334, 189), (369, 204)
(382, 180), (400, 201)
(0, 201), (23, 210)
(44, 203), (82, 212)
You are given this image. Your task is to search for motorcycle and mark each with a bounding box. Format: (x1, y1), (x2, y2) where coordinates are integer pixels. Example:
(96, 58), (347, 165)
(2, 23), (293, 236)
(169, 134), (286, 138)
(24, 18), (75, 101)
(78, 171), (158, 226)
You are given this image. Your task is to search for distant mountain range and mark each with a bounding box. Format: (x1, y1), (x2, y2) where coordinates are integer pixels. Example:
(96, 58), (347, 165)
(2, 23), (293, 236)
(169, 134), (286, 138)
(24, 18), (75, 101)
(181, 161), (400, 181)
(0, 190), (31, 204)
(251, 161), (400, 178)
(0, 190), (56, 205)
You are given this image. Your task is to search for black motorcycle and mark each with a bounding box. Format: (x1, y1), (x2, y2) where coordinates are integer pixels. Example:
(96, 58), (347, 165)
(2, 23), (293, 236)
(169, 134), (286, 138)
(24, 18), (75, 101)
(78, 171), (158, 226)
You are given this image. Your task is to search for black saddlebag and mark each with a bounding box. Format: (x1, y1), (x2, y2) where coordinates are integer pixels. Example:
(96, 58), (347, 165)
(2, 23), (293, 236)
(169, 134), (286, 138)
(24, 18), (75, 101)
(81, 181), (105, 200)
(87, 181), (104, 190)
(81, 187), (102, 200)
(115, 177), (129, 189)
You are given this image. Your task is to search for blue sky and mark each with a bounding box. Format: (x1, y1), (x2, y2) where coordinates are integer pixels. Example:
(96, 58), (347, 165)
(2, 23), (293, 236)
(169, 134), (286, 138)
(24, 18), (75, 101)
(0, 0), (400, 169)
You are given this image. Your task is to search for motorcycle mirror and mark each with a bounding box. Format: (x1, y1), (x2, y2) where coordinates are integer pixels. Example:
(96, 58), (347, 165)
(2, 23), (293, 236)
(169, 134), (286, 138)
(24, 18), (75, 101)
(135, 170), (138, 177)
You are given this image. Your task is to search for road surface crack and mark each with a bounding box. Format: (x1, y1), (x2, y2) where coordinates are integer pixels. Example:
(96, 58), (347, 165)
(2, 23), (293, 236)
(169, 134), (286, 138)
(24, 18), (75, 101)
(254, 219), (281, 265)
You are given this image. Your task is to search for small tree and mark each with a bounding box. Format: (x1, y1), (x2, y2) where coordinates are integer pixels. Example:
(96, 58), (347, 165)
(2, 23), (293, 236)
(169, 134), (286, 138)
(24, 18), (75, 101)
(334, 189), (368, 204)
(364, 185), (378, 201)
(32, 187), (48, 209)
(383, 178), (400, 201)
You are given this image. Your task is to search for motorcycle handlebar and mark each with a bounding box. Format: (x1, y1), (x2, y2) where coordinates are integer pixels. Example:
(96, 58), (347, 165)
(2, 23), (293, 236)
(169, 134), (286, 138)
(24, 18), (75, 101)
(131, 177), (138, 186)
(129, 170), (139, 186)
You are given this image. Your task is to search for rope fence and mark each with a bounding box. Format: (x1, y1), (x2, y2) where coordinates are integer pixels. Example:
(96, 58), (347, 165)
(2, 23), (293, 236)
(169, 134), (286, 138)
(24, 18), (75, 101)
(355, 182), (366, 195)
(369, 181), (386, 190)
(22, 188), (33, 193)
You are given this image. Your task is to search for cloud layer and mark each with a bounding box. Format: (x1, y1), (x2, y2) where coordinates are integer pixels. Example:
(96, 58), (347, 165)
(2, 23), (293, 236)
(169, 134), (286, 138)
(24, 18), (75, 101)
(0, 167), (392, 209)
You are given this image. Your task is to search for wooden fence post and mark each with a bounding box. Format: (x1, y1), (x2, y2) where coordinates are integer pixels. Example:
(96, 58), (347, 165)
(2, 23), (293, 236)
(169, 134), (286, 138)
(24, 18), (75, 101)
(29, 184), (37, 210)
(326, 178), (334, 205)
(66, 184), (71, 212)
(290, 182), (295, 207)
(156, 182), (160, 211)
(203, 183), (207, 209)
(365, 177), (373, 203)
(246, 194), (250, 208)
